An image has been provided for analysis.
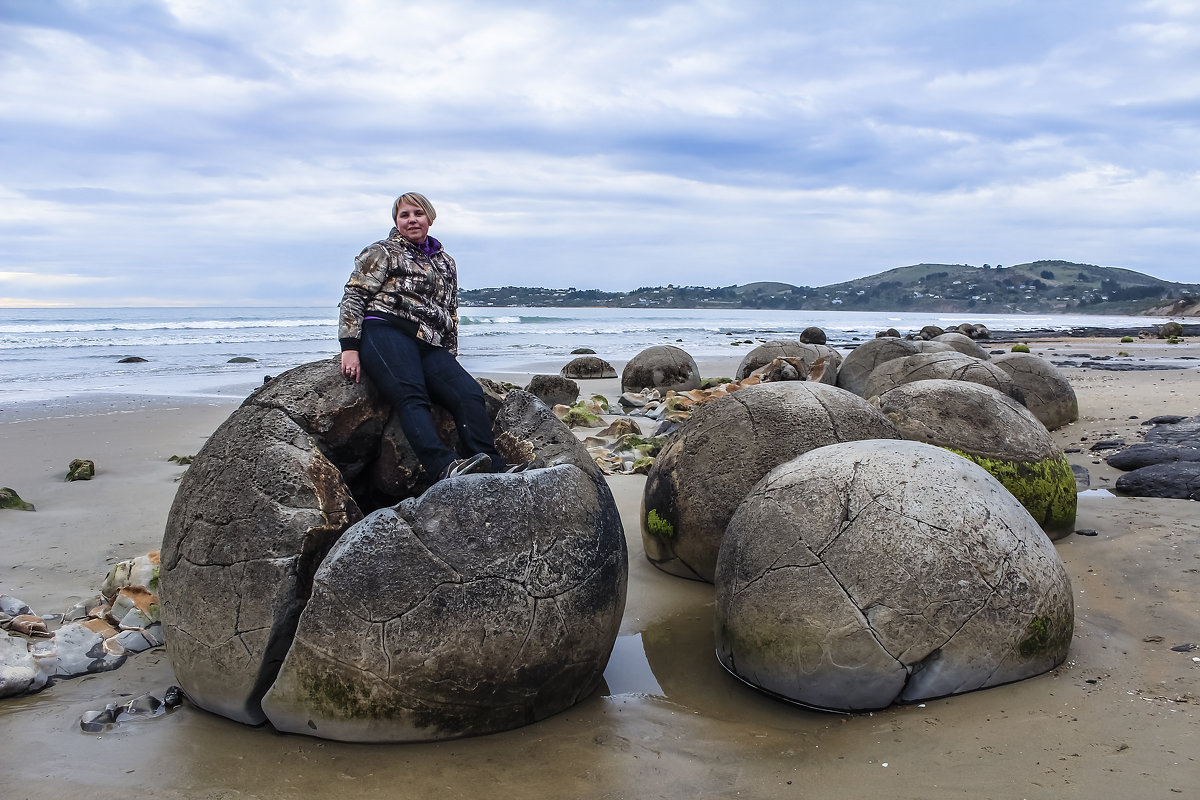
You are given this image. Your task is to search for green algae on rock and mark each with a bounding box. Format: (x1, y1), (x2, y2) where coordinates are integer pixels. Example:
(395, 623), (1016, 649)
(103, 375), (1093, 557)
(0, 487), (35, 511)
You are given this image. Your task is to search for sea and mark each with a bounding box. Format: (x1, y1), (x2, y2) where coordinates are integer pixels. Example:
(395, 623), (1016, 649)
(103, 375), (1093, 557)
(0, 305), (1170, 413)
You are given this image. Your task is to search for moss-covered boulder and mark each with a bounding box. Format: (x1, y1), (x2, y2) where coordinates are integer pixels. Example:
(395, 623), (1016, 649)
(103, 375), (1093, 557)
(65, 459), (95, 481)
(0, 488), (35, 511)
(873, 379), (1076, 539)
(715, 440), (1074, 711)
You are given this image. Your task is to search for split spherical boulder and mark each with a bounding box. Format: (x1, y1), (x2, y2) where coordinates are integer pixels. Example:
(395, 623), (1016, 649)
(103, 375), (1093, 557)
(161, 358), (625, 738)
(641, 382), (900, 582)
(715, 440), (1074, 711)
(261, 464), (626, 742)
(873, 380), (1076, 539)
(735, 341), (838, 385)
(621, 345), (702, 393)
(991, 353), (1079, 431)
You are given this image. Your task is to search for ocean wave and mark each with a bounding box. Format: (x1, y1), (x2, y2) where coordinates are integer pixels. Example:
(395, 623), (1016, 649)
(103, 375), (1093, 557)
(0, 318), (335, 335)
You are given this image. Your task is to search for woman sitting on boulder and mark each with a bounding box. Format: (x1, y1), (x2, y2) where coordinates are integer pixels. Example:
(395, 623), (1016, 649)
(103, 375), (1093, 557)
(338, 192), (508, 480)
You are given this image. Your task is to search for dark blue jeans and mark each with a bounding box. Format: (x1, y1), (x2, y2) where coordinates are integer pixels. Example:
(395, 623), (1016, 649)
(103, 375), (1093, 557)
(360, 321), (502, 476)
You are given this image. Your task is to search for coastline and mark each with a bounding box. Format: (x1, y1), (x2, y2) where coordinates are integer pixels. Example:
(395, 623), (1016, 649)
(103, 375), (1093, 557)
(1, 334), (1198, 798)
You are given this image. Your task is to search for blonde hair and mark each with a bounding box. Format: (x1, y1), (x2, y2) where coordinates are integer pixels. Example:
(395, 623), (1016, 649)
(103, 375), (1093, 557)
(392, 192), (437, 224)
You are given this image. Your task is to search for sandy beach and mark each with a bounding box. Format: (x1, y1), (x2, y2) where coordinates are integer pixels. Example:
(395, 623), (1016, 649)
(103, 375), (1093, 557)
(2, 337), (1198, 799)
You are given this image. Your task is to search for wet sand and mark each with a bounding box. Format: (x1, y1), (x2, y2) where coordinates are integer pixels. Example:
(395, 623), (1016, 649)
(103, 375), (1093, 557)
(2, 339), (1198, 799)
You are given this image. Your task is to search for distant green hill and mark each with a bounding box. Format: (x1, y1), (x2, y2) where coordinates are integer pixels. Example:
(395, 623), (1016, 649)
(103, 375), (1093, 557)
(459, 260), (1200, 314)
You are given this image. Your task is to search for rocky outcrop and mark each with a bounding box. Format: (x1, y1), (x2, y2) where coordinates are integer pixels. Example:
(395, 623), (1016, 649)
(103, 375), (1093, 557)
(621, 345), (701, 394)
(641, 382), (899, 582)
(873, 380), (1076, 539)
(715, 440), (1073, 711)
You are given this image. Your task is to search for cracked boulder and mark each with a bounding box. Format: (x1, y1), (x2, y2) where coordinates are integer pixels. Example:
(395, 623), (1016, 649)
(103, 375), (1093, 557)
(836, 337), (921, 397)
(861, 351), (1023, 404)
(931, 331), (991, 360)
(621, 345), (701, 394)
(734, 341), (839, 385)
(260, 464), (626, 742)
(161, 357), (623, 736)
(715, 439), (1073, 712)
(873, 380), (1076, 540)
(641, 382), (899, 583)
(991, 353), (1079, 431)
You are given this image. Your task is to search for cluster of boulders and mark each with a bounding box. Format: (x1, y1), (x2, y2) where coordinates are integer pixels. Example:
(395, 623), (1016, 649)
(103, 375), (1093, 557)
(1, 553), (164, 698)
(1107, 414), (1200, 500)
(628, 329), (1077, 710)
(160, 358), (628, 742)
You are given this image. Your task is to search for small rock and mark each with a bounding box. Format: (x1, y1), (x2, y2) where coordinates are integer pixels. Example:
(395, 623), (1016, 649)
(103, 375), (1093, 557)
(1074, 529), (1098, 537)
(0, 488), (35, 511)
(65, 459), (95, 482)
(227, 357), (258, 363)
(117, 356), (148, 363)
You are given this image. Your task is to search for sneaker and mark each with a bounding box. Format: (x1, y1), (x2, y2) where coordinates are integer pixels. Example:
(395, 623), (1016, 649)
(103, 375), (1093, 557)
(439, 453), (492, 481)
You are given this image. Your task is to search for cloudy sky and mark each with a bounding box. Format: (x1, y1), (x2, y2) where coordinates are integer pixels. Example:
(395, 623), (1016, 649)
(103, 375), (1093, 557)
(2, 0), (1198, 307)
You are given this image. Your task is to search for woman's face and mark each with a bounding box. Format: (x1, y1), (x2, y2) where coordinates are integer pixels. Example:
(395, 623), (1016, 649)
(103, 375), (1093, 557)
(394, 200), (431, 243)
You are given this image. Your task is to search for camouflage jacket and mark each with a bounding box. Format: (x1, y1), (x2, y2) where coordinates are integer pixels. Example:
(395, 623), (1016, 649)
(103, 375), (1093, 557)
(338, 229), (459, 355)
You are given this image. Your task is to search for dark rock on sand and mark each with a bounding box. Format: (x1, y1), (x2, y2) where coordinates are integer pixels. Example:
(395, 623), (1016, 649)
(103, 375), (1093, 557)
(1107, 444), (1200, 471)
(118, 356), (148, 363)
(65, 459), (95, 482)
(621, 345), (701, 394)
(1115, 462), (1200, 500)
(227, 357), (258, 363)
(1144, 414), (1200, 447)
(561, 356), (617, 380)
(799, 326), (827, 345)
(641, 382), (899, 583)
(715, 440), (1073, 711)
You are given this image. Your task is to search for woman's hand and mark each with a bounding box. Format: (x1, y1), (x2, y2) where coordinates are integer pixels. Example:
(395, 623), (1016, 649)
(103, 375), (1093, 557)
(341, 350), (362, 383)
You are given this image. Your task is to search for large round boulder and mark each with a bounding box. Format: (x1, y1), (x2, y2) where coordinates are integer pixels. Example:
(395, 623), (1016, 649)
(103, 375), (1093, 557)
(932, 331), (991, 359)
(715, 440), (1074, 711)
(991, 353), (1078, 431)
(836, 337), (919, 396)
(161, 359), (624, 737)
(260, 464), (626, 742)
(873, 380), (1076, 539)
(561, 356), (616, 380)
(861, 351), (1023, 404)
(734, 340), (838, 385)
(641, 382), (899, 582)
(621, 345), (701, 393)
